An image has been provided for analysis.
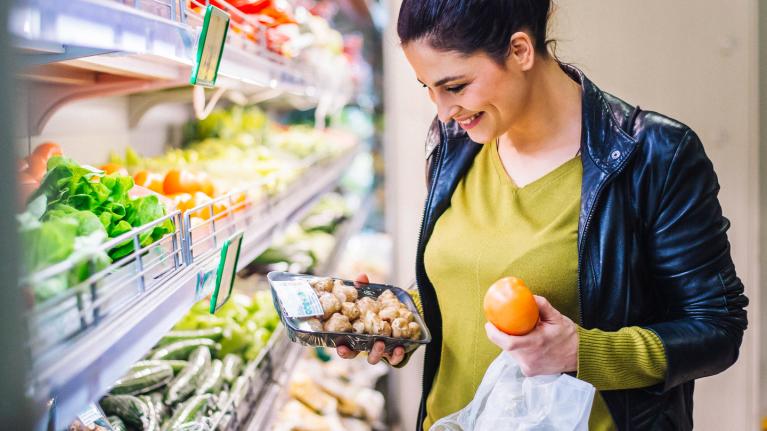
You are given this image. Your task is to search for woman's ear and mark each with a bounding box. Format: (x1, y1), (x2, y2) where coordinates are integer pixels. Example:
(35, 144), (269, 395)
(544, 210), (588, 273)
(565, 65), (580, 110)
(507, 31), (535, 71)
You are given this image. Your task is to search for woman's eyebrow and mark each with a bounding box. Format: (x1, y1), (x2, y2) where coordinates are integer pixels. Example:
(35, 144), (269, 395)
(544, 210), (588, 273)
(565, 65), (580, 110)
(417, 75), (466, 88)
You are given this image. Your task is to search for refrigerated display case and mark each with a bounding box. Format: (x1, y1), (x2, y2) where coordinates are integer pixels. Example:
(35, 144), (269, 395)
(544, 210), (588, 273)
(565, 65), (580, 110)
(9, 0), (383, 429)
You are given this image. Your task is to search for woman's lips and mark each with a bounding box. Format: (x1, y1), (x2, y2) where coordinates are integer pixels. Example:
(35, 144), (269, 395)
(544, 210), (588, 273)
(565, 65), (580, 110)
(457, 112), (483, 130)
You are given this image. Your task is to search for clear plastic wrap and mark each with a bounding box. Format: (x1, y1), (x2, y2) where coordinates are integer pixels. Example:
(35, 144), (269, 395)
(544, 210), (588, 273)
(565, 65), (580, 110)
(267, 271), (431, 354)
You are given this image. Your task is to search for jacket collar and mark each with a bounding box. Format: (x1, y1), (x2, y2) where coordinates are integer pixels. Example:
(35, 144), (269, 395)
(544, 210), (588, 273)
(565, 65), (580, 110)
(563, 65), (639, 174)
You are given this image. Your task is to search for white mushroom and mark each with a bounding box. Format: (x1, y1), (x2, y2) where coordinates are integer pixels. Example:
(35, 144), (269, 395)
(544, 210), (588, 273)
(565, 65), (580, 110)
(379, 306), (400, 322)
(352, 320), (365, 334)
(408, 322), (422, 340)
(319, 292), (341, 320)
(391, 318), (410, 338)
(305, 317), (324, 332)
(398, 308), (415, 323)
(341, 302), (360, 321)
(382, 321), (392, 337)
(324, 313), (352, 333)
(363, 311), (385, 335)
(357, 297), (380, 316)
(310, 278), (334, 293)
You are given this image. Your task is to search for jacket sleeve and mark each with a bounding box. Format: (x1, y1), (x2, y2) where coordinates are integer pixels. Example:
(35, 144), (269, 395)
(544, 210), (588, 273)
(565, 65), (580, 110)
(644, 128), (748, 391)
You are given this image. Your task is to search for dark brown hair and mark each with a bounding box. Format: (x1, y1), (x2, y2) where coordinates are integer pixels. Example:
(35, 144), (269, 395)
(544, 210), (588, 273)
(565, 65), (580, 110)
(397, 0), (553, 64)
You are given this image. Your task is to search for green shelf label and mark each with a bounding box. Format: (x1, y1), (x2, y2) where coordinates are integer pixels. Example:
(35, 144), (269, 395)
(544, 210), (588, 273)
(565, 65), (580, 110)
(190, 5), (230, 88)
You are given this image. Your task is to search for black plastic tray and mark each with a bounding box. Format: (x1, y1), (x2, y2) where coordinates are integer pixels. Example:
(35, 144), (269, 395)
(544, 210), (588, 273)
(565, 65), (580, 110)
(267, 271), (431, 354)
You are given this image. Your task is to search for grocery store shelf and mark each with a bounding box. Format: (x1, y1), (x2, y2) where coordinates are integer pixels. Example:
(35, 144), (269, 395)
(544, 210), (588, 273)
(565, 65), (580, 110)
(28, 148), (359, 430)
(245, 343), (305, 431)
(12, 0), (350, 134)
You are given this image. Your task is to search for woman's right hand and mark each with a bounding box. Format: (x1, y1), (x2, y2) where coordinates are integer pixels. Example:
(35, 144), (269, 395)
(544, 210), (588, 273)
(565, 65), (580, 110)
(336, 273), (407, 366)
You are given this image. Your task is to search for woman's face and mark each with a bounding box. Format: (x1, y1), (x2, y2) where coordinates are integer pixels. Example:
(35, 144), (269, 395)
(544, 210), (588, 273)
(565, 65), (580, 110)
(403, 38), (532, 144)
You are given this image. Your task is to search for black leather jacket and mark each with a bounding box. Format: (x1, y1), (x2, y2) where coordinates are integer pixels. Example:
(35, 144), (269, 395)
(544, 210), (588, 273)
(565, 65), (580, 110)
(414, 66), (748, 430)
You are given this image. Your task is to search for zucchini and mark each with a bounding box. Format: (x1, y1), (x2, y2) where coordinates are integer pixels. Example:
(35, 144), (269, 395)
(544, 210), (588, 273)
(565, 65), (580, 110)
(221, 354), (243, 385)
(162, 394), (213, 431)
(100, 395), (151, 429)
(134, 359), (188, 375)
(138, 395), (160, 431)
(158, 327), (224, 346)
(196, 359), (224, 395)
(165, 347), (211, 405)
(107, 416), (127, 431)
(111, 363), (173, 395)
(151, 338), (220, 361)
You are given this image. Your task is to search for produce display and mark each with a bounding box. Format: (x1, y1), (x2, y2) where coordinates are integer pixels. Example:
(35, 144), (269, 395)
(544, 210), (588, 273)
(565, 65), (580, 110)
(106, 105), (356, 224)
(18, 144), (175, 303)
(97, 290), (280, 429)
(272, 350), (388, 431)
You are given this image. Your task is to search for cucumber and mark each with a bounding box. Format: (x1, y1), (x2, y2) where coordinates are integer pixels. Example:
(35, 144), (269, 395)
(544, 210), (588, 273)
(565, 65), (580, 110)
(139, 395), (160, 431)
(165, 347), (211, 405)
(162, 394), (213, 431)
(197, 359), (224, 394)
(134, 360), (188, 375)
(111, 363), (174, 395)
(214, 390), (230, 414)
(149, 391), (170, 421)
(151, 339), (221, 361)
(221, 354), (243, 385)
(107, 416), (127, 431)
(158, 328), (224, 347)
(100, 395), (151, 429)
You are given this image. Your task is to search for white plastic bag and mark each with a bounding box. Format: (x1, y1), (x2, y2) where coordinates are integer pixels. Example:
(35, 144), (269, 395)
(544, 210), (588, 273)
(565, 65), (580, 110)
(431, 353), (596, 431)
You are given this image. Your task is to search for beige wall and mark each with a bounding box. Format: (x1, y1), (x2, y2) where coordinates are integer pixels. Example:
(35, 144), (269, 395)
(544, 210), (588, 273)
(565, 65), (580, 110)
(384, 1), (761, 429)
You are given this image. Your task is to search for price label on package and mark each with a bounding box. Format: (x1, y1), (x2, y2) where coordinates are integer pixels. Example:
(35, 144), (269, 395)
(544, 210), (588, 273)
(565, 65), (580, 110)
(272, 280), (323, 318)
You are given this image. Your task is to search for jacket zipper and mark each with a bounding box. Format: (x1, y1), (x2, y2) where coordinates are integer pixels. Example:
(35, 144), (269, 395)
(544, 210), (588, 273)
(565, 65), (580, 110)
(415, 140), (443, 429)
(577, 151), (637, 327)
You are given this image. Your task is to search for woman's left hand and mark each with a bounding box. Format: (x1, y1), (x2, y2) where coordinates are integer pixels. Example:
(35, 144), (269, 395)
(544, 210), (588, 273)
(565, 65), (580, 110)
(485, 295), (579, 376)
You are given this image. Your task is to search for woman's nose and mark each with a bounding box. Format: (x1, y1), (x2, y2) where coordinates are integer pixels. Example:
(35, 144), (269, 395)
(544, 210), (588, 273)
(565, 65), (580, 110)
(437, 102), (460, 123)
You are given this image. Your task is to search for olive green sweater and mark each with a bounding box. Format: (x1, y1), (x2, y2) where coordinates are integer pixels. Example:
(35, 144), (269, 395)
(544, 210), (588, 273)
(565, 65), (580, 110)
(422, 142), (667, 430)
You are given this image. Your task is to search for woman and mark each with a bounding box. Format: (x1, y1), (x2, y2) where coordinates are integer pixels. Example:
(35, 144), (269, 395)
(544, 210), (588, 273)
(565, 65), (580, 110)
(339, 1), (749, 430)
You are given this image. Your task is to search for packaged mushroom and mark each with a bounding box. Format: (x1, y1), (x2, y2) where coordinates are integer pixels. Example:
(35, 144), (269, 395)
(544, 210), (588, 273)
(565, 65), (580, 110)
(268, 271), (431, 354)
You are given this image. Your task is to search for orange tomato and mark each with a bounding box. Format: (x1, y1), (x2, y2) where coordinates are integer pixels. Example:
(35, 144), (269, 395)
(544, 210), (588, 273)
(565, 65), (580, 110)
(169, 193), (196, 212)
(483, 277), (539, 336)
(33, 142), (62, 163)
(100, 163), (128, 176)
(230, 191), (250, 213)
(133, 170), (165, 194)
(163, 169), (201, 195)
(196, 172), (215, 197)
(17, 171), (39, 209)
(25, 156), (47, 182)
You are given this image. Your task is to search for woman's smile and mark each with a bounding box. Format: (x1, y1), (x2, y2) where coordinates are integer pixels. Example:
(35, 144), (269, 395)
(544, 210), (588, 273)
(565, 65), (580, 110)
(456, 112), (484, 130)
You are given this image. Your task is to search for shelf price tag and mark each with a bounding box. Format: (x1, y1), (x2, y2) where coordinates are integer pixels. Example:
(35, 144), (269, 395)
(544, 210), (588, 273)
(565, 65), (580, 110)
(210, 231), (244, 313)
(190, 5), (230, 88)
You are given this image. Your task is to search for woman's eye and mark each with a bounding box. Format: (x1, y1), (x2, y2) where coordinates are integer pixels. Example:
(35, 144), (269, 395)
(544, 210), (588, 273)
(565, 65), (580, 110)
(445, 84), (466, 94)
(421, 83), (428, 88)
